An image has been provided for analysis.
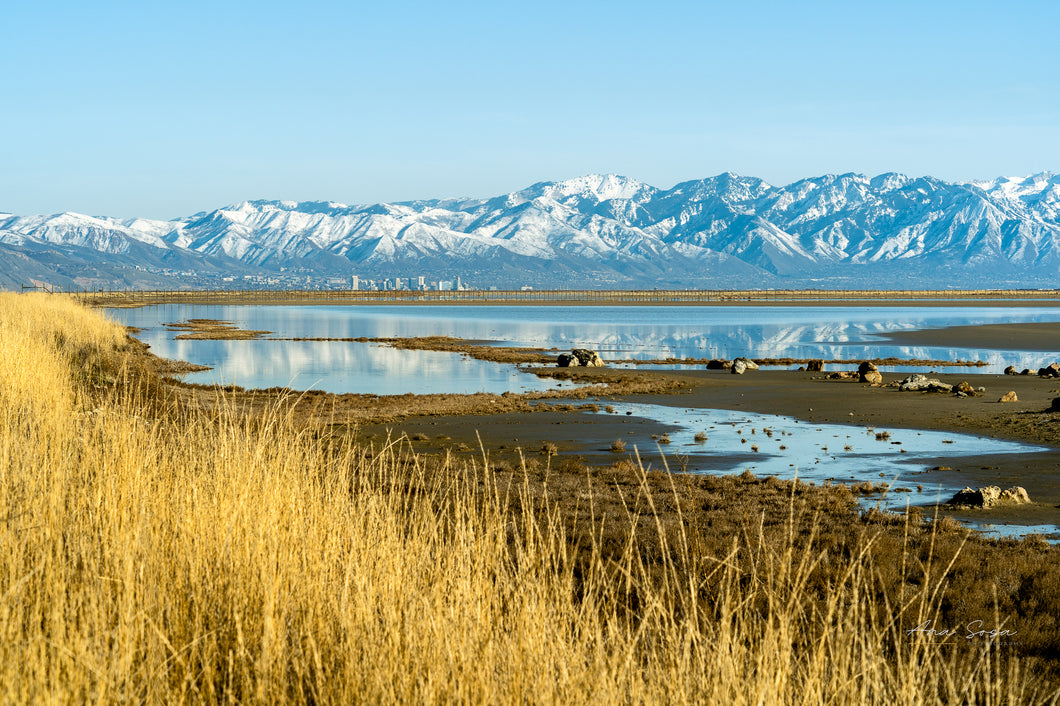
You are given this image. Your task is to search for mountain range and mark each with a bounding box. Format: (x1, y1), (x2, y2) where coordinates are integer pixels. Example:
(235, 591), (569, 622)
(3, 171), (1059, 290)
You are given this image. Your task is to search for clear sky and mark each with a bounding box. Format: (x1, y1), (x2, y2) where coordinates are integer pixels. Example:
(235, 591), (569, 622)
(2, 0), (1058, 219)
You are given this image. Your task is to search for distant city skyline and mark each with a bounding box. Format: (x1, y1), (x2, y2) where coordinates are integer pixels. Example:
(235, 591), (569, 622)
(3, 0), (1057, 220)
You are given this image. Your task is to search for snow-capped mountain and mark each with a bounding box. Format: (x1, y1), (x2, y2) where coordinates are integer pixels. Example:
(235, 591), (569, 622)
(3, 171), (1059, 290)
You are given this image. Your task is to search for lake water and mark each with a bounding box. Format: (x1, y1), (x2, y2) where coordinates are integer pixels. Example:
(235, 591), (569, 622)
(111, 303), (1060, 539)
(595, 401), (1049, 514)
(113, 303), (1060, 391)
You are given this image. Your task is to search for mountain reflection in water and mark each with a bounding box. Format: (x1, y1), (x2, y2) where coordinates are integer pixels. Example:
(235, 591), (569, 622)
(112, 303), (1060, 392)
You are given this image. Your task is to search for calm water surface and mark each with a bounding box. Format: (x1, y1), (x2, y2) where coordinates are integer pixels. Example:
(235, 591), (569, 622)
(598, 402), (1043, 488)
(113, 303), (1060, 387)
(594, 402), (1052, 532)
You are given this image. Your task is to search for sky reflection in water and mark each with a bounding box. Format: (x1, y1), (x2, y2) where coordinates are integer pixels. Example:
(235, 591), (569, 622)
(597, 402), (1049, 510)
(114, 303), (1060, 382)
(125, 335), (566, 395)
(597, 402), (1058, 541)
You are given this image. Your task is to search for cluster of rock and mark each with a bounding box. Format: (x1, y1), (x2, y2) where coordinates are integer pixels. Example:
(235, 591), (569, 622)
(702, 357), (761, 374)
(822, 369), (1021, 401)
(1004, 362), (1060, 377)
(821, 367), (999, 398)
(893, 374), (990, 398)
(946, 485), (1031, 509)
(824, 362), (883, 384)
(554, 350), (1058, 413)
(556, 349), (605, 368)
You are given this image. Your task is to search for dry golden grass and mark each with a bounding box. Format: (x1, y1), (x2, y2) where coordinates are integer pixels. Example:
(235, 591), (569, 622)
(1, 292), (1056, 703)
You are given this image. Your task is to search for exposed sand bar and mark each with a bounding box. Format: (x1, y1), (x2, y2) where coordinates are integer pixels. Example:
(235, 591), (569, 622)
(884, 322), (1060, 352)
(81, 288), (1060, 308)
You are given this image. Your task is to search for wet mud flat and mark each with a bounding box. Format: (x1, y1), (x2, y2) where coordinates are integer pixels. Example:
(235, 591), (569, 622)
(361, 366), (1060, 535)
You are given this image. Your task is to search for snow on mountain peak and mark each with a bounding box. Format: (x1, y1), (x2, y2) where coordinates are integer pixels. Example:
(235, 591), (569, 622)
(967, 174), (1059, 203)
(869, 173), (910, 191)
(4, 171), (1060, 289)
(543, 174), (652, 202)
(225, 201), (263, 216)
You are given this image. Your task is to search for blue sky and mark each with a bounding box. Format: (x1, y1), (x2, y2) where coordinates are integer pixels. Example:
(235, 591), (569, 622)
(2, 0), (1057, 219)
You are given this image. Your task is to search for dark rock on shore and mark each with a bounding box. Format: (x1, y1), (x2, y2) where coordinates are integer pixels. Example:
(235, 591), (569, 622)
(557, 349), (605, 367)
(572, 349), (604, 367)
(731, 357), (759, 375)
(858, 361), (882, 384)
(1038, 362), (1060, 378)
(946, 485), (1031, 509)
(898, 374), (952, 393)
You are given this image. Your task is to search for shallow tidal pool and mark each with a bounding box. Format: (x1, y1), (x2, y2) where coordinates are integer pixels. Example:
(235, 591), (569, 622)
(590, 402), (1057, 541)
